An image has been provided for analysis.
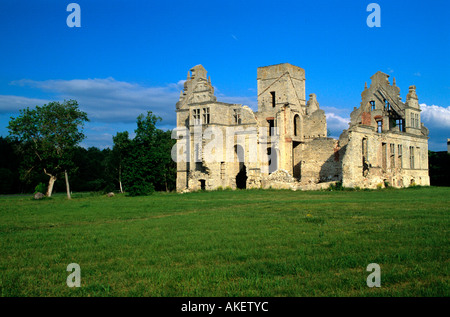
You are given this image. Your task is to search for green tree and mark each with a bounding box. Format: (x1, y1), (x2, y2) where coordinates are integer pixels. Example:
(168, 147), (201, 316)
(428, 150), (450, 186)
(110, 131), (131, 193)
(123, 112), (160, 196)
(0, 137), (21, 194)
(154, 129), (176, 192)
(71, 146), (111, 192)
(7, 100), (89, 198)
(121, 111), (176, 195)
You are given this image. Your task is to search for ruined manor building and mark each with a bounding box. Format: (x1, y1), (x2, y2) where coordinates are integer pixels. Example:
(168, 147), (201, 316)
(174, 63), (430, 192)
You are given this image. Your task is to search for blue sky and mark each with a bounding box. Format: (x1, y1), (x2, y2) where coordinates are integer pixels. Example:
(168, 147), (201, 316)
(0, 0), (449, 150)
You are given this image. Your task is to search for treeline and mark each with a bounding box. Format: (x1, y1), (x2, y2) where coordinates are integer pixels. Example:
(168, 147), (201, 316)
(1, 100), (176, 196)
(0, 141), (113, 194)
(428, 151), (450, 187)
(1, 140), (449, 195)
(0, 135), (176, 195)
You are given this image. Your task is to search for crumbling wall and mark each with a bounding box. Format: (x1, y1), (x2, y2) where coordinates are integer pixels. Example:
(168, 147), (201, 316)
(302, 110), (327, 139)
(299, 138), (342, 184)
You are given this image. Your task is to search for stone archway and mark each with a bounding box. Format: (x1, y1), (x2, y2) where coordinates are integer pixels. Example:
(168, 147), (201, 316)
(234, 144), (247, 189)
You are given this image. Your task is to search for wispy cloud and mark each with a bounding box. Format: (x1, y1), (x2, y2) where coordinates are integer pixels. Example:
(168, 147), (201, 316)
(0, 95), (50, 113)
(10, 78), (184, 125)
(80, 132), (114, 150)
(2, 77), (260, 148)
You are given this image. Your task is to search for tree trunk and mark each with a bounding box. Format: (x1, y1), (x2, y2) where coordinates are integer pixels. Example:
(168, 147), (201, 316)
(46, 175), (57, 197)
(65, 170), (71, 199)
(119, 165), (123, 193)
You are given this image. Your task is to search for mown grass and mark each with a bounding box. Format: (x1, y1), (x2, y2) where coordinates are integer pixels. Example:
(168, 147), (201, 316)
(0, 187), (448, 297)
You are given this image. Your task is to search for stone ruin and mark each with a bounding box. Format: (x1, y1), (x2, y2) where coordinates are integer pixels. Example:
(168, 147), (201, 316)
(173, 63), (430, 192)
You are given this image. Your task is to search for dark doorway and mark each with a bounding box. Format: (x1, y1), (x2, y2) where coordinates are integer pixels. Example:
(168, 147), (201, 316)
(294, 114), (301, 137)
(236, 164), (247, 189)
(199, 179), (206, 191)
(292, 141), (301, 179)
(268, 119), (274, 136)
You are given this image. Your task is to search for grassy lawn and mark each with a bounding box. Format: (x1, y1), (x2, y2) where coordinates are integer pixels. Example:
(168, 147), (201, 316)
(0, 187), (448, 297)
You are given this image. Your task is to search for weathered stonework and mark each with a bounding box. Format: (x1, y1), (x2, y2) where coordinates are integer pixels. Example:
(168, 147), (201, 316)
(341, 71), (430, 188)
(174, 64), (430, 191)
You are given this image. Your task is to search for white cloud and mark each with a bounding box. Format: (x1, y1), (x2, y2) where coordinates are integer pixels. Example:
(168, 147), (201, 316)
(322, 105), (351, 118)
(420, 103), (450, 129)
(0, 95), (50, 113)
(326, 112), (350, 138)
(419, 103), (450, 151)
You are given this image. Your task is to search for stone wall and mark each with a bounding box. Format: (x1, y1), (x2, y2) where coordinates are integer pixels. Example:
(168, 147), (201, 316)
(298, 138), (342, 184)
(341, 126), (430, 188)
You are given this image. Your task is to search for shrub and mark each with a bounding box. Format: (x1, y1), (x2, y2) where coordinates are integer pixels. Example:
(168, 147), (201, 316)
(34, 182), (46, 194)
(102, 183), (116, 194)
(0, 168), (14, 194)
(328, 181), (344, 191)
(126, 182), (154, 197)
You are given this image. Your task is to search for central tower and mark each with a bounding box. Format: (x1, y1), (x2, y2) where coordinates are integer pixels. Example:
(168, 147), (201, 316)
(257, 63), (306, 115)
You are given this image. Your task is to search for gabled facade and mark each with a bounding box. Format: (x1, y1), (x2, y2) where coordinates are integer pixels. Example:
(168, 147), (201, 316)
(340, 71), (430, 188)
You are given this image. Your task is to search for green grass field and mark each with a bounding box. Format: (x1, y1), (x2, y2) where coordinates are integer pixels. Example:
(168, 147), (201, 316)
(0, 187), (449, 297)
